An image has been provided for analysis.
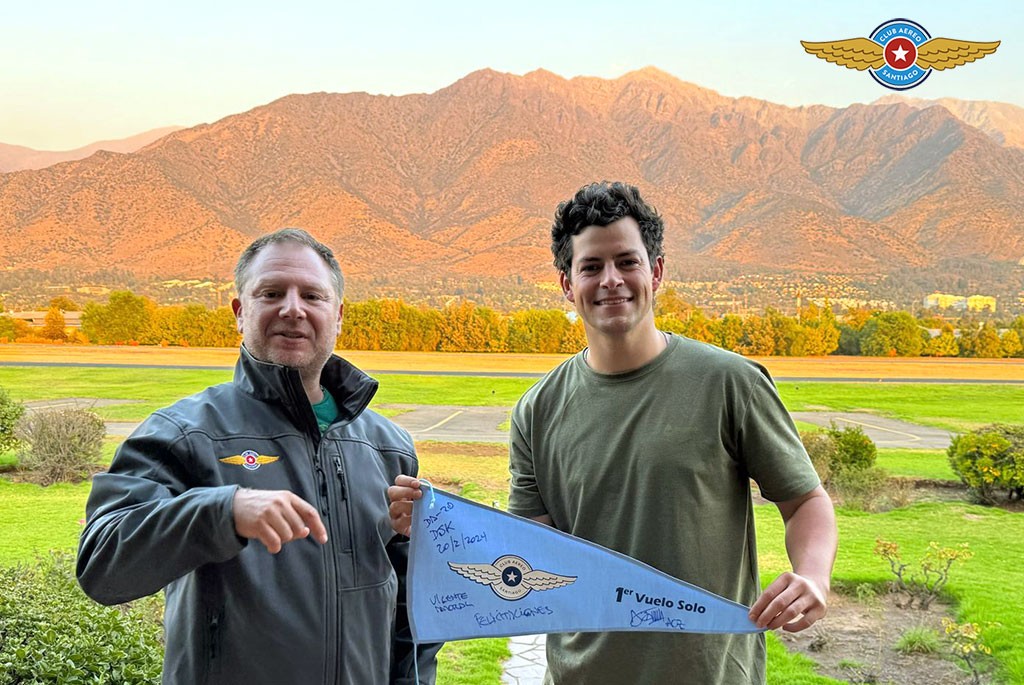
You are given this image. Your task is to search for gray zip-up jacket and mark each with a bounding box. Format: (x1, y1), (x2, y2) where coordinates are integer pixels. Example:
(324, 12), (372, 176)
(77, 346), (440, 684)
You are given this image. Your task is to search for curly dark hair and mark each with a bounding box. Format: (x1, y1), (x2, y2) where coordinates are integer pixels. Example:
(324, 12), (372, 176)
(551, 181), (664, 278)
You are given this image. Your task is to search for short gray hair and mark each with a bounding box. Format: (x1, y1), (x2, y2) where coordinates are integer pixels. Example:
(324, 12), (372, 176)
(234, 228), (344, 300)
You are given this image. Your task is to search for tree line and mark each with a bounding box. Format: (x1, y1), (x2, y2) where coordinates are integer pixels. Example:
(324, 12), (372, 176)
(2, 290), (1023, 358)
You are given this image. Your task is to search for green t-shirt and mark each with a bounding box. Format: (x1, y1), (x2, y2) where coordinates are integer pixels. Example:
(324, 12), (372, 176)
(312, 387), (338, 433)
(508, 334), (820, 685)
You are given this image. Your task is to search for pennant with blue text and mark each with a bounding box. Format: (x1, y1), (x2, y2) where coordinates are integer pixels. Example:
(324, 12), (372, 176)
(407, 485), (762, 642)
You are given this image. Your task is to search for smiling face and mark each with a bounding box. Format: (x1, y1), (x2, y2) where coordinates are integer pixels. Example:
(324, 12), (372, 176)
(232, 241), (343, 384)
(560, 216), (663, 342)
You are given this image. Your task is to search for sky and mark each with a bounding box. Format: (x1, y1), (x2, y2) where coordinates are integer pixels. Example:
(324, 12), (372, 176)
(2, 0), (1021, 150)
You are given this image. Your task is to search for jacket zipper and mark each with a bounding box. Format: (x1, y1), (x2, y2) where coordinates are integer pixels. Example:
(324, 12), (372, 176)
(332, 455), (347, 501)
(316, 465), (330, 516)
(209, 615), (219, 660)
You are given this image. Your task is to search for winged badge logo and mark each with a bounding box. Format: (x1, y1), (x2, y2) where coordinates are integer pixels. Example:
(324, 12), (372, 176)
(219, 449), (280, 471)
(449, 555), (577, 601)
(802, 19), (998, 91)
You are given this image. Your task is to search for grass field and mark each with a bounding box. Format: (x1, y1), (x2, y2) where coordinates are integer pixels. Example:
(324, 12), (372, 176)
(875, 449), (958, 482)
(2, 365), (1023, 434)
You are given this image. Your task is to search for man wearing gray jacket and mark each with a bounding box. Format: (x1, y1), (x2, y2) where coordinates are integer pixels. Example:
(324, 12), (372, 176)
(77, 229), (439, 684)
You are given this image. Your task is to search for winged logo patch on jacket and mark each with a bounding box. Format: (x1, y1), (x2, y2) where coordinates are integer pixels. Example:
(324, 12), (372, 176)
(219, 450), (279, 471)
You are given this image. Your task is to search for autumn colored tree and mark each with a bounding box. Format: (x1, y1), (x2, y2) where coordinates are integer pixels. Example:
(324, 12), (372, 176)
(1000, 329), (1023, 358)
(713, 315), (744, 352)
(736, 314), (775, 356)
(507, 310), (570, 353)
(558, 318), (588, 353)
(80, 291), (155, 344)
(437, 301), (507, 352)
(859, 312), (926, 357)
(796, 305), (840, 356)
(48, 296), (79, 312)
(40, 306), (68, 341)
(0, 315), (30, 342)
(923, 325), (960, 357)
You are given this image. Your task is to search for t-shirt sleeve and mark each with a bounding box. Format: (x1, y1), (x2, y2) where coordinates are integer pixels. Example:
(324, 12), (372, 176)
(737, 366), (821, 502)
(507, 399), (548, 519)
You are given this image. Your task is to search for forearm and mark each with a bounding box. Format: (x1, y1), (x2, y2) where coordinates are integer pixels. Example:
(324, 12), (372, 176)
(77, 478), (244, 604)
(783, 490), (837, 590)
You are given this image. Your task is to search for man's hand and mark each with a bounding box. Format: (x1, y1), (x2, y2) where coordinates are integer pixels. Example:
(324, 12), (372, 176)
(748, 571), (828, 632)
(388, 475), (425, 537)
(233, 488), (328, 554)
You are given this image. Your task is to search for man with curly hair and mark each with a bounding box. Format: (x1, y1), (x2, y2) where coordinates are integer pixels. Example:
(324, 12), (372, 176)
(392, 182), (836, 684)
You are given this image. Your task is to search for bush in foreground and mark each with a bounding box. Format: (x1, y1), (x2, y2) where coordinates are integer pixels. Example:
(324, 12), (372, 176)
(0, 386), (25, 454)
(0, 551), (163, 684)
(801, 424), (893, 511)
(947, 424), (1024, 504)
(14, 407), (104, 485)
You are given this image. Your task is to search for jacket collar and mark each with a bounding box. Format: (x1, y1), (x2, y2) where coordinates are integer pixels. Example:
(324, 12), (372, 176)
(233, 345), (378, 424)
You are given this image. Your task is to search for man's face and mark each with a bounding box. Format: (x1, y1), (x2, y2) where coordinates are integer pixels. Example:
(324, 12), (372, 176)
(560, 216), (663, 340)
(232, 242), (342, 382)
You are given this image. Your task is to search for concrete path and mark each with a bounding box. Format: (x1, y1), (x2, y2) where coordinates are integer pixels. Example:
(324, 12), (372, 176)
(789, 412), (953, 449)
(501, 634), (547, 684)
(386, 404), (509, 443)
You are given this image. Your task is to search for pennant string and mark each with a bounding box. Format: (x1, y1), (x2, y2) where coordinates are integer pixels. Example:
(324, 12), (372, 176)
(420, 477), (436, 509)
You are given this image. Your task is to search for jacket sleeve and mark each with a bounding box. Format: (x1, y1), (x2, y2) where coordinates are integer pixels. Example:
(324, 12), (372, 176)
(76, 411), (246, 605)
(387, 533), (443, 684)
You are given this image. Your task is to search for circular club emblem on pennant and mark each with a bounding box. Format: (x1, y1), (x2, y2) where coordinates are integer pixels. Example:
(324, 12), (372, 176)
(241, 449), (261, 471)
(869, 19), (931, 90)
(492, 555), (533, 600)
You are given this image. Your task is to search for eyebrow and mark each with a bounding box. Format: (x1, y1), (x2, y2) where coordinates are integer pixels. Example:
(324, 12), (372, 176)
(577, 250), (643, 263)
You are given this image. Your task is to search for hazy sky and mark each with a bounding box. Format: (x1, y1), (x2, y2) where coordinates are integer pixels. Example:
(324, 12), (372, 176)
(2, 0), (1020, 150)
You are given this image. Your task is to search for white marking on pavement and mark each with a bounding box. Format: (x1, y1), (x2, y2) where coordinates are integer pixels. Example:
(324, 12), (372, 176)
(830, 417), (920, 441)
(420, 410), (464, 433)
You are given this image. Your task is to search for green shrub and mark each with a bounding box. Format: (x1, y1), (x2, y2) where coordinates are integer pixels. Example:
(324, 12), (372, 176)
(830, 466), (890, 512)
(895, 626), (941, 654)
(826, 423), (877, 473)
(874, 539), (973, 609)
(799, 430), (835, 486)
(15, 407), (105, 485)
(0, 386), (25, 454)
(947, 424), (1024, 504)
(0, 552), (163, 684)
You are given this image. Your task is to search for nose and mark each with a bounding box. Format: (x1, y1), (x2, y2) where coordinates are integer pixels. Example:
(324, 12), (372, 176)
(279, 289), (306, 318)
(600, 264), (624, 289)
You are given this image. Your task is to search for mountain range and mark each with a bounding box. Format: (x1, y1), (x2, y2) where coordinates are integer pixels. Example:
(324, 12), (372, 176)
(1, 68), (1022, 299)
(0, 127), (184, 173)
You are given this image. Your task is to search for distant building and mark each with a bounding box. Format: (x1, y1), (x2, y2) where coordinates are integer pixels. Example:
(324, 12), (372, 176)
(966, 295), (996, 312)
(923, 293), (996, 312)
(7, 311), (83, 328)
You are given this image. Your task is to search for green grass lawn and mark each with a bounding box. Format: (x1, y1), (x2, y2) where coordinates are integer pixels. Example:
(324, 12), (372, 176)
(757, 501), (1024, 684)
(3, 367), (1022, 434)
(876, 448), (958, 482)
(777, 382), (1024, 433)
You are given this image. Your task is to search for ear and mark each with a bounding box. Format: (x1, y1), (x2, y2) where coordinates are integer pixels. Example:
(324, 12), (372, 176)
(559, 271), (575, 304)
(651, 256), (665, 293)
(231, 298), (243, 333)
(337, 302), (344, 326)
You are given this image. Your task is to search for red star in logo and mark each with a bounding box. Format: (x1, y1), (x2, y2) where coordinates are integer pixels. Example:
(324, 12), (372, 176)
(884, 36), (917, 70)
